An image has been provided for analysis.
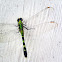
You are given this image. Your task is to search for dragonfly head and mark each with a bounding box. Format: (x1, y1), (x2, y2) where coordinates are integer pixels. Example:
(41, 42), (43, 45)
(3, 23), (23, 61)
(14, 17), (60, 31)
(17, 18), (23, 22)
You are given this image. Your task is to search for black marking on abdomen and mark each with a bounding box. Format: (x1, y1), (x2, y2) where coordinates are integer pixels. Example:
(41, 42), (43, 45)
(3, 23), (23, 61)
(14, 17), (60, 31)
(23, 47), (27, 57)
(24, 50), (27, 57)
(23, 42), (25, 45)
(22, 37), (24, 40)
(24, 47), (26, 50)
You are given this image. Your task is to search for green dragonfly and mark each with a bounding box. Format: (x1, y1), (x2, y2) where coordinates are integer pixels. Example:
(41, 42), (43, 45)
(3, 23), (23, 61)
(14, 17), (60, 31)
(0, 7), (57, 58)
(17, 18), (27, 57)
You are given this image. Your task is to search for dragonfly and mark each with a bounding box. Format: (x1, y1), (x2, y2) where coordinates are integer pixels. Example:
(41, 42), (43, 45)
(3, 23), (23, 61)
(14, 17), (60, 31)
(17, 18), (27, 57)
(0, 7), (58, 58)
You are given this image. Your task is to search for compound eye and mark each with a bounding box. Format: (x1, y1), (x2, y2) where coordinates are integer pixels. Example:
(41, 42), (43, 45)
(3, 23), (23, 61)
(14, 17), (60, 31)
(17, 18), (23, 22)
(20, 18), (23, 21)
(17, 19), (19, 22)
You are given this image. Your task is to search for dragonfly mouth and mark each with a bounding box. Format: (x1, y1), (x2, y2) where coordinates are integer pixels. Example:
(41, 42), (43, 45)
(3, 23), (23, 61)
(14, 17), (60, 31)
(17, 18), (23, 22)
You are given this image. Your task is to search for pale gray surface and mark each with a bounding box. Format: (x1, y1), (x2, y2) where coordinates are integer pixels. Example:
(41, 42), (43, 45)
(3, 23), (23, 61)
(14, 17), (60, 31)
(0, 0), (62, 62)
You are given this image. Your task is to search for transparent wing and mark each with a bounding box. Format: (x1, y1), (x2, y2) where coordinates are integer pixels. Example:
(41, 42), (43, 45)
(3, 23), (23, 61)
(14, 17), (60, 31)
(0, 21), (58, 43)
(23, 7), (54, 27)
(0, 7), (58, 43)
(30, 21), (58, 33)
(0, 23), (22, 43)
(0, 23), (18, 34)
(22, 7), (58, 32)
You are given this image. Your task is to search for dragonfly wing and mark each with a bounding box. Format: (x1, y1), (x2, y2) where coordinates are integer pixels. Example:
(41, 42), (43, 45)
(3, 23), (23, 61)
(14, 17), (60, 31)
(23, 7), (54, 27)
(22, 7), (57, 33)
(0, 7), (55, 43)
(25, 21), (58, 34)
(0, 24), (21, 43)
(0, 23), (18, 34)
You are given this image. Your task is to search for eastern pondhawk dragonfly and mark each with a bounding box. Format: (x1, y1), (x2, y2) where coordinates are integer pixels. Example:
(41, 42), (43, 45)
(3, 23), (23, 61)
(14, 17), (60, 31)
(0, 7), (58, 58)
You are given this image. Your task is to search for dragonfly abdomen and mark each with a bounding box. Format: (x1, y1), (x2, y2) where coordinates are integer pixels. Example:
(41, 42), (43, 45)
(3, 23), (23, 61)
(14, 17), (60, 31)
(23, 41), (27, 57)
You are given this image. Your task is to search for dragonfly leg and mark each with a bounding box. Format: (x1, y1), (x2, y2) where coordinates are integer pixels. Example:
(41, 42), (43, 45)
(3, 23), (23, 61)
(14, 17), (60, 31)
(14, 25), (18, 27)
(16, 31), (19, 33)
(23, 24), (27, 26)
(23, 26), (29, 30)
(23, 26), (35, 30)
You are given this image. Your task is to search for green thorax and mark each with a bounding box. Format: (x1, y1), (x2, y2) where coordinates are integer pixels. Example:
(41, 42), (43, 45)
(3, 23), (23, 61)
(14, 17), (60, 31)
(18, 20), (23, 29)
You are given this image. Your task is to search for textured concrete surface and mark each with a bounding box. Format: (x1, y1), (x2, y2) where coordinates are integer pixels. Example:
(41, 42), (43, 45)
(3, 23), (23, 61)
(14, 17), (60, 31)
(0, 0), (62, 62)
